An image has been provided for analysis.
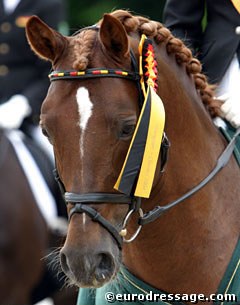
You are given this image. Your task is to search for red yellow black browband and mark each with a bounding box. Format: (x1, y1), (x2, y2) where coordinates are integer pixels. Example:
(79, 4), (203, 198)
(49, 68), (140, 81)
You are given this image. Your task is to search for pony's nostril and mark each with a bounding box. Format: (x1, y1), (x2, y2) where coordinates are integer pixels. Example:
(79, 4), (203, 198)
(60, 251), (70, 275)
(98, 253), (114, 271)
(95, 253), (114, 281)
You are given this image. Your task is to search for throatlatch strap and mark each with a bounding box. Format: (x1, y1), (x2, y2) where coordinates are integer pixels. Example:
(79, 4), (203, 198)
(114, 35), (165, 198)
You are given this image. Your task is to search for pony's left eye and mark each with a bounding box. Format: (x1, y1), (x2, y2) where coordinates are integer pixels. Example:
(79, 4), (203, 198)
(41, 127), (52, 144)
(41, 127), (49, 138)
(119, 123), (135, 139)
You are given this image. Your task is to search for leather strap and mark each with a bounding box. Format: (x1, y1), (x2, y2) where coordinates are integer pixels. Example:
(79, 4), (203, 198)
(69, 203), (123, 248)
(139, 127), (240, 225)
(65, 192), (133, 204)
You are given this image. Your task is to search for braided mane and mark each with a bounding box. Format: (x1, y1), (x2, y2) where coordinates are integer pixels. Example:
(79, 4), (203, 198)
(72, 10), (220, 117)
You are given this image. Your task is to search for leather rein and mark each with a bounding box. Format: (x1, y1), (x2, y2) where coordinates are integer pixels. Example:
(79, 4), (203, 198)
(49, 38), (240, 249)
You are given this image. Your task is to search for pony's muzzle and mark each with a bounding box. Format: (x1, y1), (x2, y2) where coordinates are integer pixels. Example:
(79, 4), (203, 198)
(60, 247), (116, 287)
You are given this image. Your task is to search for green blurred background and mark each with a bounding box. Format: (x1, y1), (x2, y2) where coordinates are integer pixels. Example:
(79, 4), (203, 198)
(66, 0), (166, 34)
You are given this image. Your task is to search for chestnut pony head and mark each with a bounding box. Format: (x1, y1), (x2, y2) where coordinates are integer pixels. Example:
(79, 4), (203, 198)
(25, 10), (221, 289)
(26, 12), (146, 287)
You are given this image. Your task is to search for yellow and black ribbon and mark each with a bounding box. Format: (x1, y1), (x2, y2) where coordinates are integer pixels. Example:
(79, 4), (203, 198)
(114, 35), (165, 198)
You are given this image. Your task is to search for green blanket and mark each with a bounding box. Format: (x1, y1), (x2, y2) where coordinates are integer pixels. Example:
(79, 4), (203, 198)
(77, 240), (240, 305)
(77, 266), (185, 305)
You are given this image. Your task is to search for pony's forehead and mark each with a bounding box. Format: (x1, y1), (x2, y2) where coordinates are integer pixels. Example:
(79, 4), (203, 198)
(52, 30), (99, 71)
(58, 28), (134, 71)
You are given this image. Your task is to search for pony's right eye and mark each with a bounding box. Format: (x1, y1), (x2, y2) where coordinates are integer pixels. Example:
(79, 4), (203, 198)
(119, 122), (136, 140)
(121, 124), (135, 137)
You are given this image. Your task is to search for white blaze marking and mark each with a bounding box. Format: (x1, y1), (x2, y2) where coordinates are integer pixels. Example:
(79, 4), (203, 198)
(76, 87), (93, 158)
(82, 212), (86, 230)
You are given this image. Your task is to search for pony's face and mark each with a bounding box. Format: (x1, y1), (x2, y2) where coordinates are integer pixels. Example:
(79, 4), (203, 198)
(26, 15), (140, 287)
(43, 75), (138, 287)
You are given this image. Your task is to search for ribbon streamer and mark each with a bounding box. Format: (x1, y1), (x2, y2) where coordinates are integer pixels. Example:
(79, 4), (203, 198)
(114, 35), (165, 198)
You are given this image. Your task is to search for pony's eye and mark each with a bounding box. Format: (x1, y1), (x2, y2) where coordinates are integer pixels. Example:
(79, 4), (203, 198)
(41, 127), (52, 144)
(119, 123), (135, 139)
(41, 127), (49, 138)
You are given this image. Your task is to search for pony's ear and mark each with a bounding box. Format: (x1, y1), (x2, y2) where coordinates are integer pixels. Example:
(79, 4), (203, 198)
(99, 14), (129, 60)
(26, 16), (66, 62)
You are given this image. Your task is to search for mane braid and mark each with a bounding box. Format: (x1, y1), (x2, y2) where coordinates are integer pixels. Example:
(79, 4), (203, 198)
(108, 10), (221, 117)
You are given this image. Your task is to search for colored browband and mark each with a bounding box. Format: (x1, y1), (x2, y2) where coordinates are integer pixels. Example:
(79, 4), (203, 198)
(49, 68), (140, 81)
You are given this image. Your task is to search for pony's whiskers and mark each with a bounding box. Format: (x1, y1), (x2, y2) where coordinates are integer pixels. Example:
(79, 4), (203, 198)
(41, 246), (76, 289)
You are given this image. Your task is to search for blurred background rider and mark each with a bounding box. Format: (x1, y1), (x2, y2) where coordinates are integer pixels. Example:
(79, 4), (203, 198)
(163, 0), (240, 128)
(0, 0), (67, 156)
(0, 0), (72, 304)
(0, 0), (68, 218)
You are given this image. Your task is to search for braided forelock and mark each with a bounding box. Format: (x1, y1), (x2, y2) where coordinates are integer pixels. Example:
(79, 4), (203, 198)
(71, 29), (97, 70)
(109, 10), (220, 117)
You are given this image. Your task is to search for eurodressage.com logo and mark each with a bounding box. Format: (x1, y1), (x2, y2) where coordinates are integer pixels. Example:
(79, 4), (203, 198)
(105, 291), (238, 303)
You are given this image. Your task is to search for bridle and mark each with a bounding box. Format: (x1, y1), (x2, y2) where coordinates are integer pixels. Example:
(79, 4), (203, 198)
(53, 172), (143, 248)
(50, 36), (169, 248)
(49, 30), (240, 249)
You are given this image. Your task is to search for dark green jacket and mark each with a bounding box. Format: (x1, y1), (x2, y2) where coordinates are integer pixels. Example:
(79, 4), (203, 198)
(163, 0), (240, 84)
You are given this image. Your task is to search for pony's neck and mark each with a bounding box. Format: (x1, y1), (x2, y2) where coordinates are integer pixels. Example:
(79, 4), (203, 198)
(123, 45), (240, 297)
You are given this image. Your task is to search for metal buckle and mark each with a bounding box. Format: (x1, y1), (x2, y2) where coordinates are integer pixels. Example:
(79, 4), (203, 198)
(119, 208), (144, 243)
